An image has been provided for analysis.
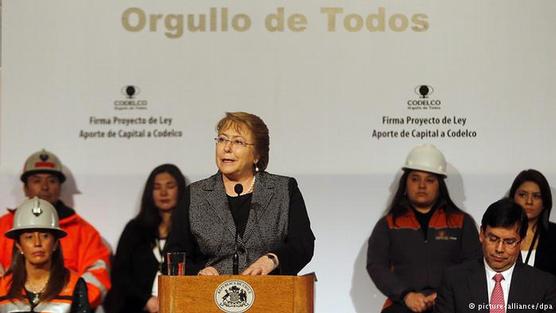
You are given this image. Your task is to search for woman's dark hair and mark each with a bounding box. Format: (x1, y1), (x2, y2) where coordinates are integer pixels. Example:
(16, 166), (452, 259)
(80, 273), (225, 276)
(508, 169), (552, 231)
(7, 233), (69, 303)
(387, 170), (461, 222)
(481, 198), (528, 240)
(135, 163), (187, 242)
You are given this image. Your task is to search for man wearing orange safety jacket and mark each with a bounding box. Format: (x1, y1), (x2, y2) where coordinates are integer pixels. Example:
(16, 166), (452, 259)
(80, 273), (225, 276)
(0, 149), (111, 310)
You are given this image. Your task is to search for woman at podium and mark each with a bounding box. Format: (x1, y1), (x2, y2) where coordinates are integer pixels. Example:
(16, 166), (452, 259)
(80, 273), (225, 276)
(166, 112), (314, 276)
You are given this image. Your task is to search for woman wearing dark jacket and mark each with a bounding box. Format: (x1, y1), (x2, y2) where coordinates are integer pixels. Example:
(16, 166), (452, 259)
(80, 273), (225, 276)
(165, 112), (314, 276)
(104, 164), (187, 313)
(367, 144), (482, 313)
(509, 169), (556, 276)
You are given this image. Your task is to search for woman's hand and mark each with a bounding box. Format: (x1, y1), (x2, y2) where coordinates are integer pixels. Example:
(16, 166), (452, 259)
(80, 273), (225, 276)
(241, 254), (278, 276)
(144, 296), (159, 313)
(403, 292), (436, 312)
(198, 266), (219, 276)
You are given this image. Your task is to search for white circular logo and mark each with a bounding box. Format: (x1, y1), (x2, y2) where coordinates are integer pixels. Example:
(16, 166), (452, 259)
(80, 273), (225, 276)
(214, 279), (255, 313)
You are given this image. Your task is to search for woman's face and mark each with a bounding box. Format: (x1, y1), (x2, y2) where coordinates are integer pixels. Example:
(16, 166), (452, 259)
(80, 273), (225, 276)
(406, 170), (440, 210)
(513, 181), (544, 222)
(153, 172), (178, 211)
(16, 231), (57, 267)
(215, 125), (258, 181)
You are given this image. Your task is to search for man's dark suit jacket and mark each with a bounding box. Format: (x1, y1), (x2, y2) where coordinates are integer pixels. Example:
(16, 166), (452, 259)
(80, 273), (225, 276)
(434, 259), (556, 313)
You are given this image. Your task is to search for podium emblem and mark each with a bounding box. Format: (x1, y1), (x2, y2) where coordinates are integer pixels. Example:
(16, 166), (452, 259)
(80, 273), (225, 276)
(214, 279), (255, 312)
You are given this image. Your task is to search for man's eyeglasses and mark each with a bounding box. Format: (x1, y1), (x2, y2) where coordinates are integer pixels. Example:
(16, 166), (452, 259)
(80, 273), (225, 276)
(485, 233), (520, 248)
(214, 135), (254, 148)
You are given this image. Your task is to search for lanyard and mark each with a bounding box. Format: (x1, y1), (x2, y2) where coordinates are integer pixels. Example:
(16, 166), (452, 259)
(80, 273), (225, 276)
(154, 238), (166, 271)
(524, 228), (540, 265)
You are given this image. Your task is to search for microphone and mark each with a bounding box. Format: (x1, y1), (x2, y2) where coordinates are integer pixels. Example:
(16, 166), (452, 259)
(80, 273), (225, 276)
(232, 183), (242, 275)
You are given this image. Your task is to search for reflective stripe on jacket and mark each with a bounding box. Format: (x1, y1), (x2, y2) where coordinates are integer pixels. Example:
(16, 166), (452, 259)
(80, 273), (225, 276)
(367, 206), (482, 308)
(0, 271), (79, 313)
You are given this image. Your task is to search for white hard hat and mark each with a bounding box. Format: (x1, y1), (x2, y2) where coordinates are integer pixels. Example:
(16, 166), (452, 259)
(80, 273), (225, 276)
(21, 149), (66, 183)
(5, 197), (66, 239)
(402, 144), (447, 176)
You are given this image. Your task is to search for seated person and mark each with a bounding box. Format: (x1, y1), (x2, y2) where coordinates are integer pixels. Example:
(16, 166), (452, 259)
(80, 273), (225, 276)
(435, 198), (556, 313)
(0, 197), (90, 313)
(0, 149), (111, 309)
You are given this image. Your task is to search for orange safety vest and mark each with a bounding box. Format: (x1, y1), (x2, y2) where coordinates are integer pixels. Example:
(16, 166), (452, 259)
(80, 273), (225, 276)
(0, 271), (80, 313)
(0, 210), (111, 309)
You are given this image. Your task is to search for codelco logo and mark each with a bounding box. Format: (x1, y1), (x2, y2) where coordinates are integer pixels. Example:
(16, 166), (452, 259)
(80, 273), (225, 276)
(114, 85), (148, 110)
(407, 84), (441, 110)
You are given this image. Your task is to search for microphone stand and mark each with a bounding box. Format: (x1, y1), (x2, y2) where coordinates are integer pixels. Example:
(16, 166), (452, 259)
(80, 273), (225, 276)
(232, 183), (243, 275)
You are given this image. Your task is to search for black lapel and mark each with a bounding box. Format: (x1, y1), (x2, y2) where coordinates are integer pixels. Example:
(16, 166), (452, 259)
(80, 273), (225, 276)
(468, 259), (489, 307)
(506, 263), (526, 313)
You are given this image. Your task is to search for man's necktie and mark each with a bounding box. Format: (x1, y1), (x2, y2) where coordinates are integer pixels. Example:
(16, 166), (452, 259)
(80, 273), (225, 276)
(490, 273), (505, 313)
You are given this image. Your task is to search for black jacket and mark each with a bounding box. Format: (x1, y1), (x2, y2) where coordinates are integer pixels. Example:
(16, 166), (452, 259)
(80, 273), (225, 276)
(104, 219), (160, 313)
(530, 222), (556, 276)
(165, 172), (315, 275)
(367, 207), (482, 305)
(435, 259), (556, 313)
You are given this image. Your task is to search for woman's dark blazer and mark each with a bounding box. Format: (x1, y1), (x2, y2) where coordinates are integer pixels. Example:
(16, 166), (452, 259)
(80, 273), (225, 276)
(104, 219), (159, 313)
(533, 222), (556, 276)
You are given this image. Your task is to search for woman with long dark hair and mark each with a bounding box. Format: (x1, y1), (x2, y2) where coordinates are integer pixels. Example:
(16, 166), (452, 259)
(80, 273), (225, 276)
(0, 197), (90, 313)
(367, 144), (481, 313)
(105, 164), (187, 313)
(508, 169), (556, 275)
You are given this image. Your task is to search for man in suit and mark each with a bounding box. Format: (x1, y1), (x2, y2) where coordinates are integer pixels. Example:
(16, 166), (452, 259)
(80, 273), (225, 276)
(435, 198), (556, 313)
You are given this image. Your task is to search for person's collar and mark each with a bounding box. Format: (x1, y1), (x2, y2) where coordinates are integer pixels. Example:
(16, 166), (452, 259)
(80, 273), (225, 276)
(411, 205), (436, 216)
(484, 258), (516, 280)
(404, 197), (447, 213)
(53, 200), (75, 220)
(410, 199), (446, 217)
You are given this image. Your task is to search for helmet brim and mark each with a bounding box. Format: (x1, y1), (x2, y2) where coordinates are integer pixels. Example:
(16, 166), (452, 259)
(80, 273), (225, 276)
(402, 166), (447, 177)
(21, 170), (66, 183)
(5, 227), (67, 239)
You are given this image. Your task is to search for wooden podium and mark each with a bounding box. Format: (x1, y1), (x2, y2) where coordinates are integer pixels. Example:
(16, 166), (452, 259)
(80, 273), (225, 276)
(159, 274), (315, 313)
